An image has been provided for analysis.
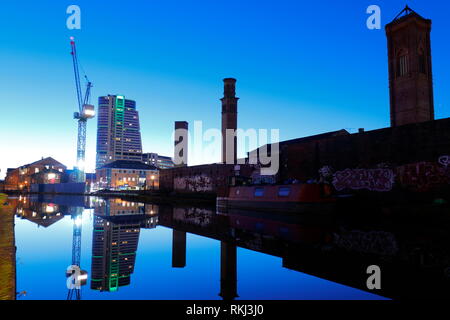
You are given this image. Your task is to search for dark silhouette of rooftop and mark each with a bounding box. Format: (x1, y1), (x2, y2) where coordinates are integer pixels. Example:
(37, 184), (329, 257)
(389, 5), (430, 24)
(99, 160), (157, 170)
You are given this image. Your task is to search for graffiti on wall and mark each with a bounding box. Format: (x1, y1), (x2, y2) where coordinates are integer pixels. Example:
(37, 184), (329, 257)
(330, 156), (450, 193)
(438, 155), (450, 167)
(174, 174), (213, 192)
(396, 156), (450, 192)
(332, 168), (395, 192)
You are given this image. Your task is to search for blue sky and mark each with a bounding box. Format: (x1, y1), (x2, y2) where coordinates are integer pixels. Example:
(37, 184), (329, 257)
(1, 0), (449, 177)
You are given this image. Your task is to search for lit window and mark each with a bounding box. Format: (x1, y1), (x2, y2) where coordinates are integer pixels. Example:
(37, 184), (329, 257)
(254, 187), (264, 197)
(278, 187), (291, 197)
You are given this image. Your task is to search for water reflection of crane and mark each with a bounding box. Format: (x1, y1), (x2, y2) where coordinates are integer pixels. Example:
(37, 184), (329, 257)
(66, 208), (88, 300)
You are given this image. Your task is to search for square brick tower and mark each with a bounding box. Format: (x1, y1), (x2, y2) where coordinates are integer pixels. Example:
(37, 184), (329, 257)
(386, 6), (434, 127)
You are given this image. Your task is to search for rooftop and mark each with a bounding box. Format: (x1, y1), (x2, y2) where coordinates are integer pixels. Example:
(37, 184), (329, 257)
(18, 157), (66, 170)
(387, 5), (430, 26)
(279, 129), (350, 146)
(99, 160), (157, 170)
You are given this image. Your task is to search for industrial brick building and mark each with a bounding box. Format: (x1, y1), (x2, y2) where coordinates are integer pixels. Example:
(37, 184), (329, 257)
(159, 7), (450, 196)
(160, 164), (254, 194)
(248, 7), (450, 192)
(252, 119), (450, 186)
(4, 157), (67, 191)
(159, 77), (252, 194)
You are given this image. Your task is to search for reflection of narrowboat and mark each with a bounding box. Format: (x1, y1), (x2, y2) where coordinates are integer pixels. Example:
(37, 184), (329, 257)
(217, 184), (335, 214)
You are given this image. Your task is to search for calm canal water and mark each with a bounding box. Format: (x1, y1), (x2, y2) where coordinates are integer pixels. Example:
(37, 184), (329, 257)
(5, 195), (386, 300)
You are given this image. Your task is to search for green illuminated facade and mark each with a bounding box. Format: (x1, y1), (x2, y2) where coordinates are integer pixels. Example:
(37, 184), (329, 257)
(90, 214), (140, 292)
(96, 95), (143, 169)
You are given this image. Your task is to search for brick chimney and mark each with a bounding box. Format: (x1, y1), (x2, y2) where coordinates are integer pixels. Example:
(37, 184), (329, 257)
(174, 121), (188, 167)
(221, 78), (239, 164)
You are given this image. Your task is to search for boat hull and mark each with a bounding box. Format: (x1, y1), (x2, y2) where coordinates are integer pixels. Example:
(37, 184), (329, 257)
(218, 198), (334, 213)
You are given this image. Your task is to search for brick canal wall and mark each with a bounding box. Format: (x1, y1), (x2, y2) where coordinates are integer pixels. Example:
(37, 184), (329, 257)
(160, 164), (255, 195)
(160, 118), (450, 195)
(278, 117), (450, 193)
(0, 195), (16, 300)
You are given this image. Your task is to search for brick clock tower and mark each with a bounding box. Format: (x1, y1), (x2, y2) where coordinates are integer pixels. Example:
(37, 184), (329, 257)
(386, 6), (435, 127)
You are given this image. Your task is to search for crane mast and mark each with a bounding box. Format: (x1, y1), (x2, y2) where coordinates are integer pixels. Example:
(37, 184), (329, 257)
(70, 37), (94, 183)
(66, 37), (92, 300)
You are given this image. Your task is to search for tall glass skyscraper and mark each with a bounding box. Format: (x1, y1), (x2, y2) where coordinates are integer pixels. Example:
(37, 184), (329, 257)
(96, 95), (143, 169)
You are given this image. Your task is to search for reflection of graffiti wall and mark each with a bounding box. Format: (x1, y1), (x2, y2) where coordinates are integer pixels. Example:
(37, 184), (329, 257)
(333, 230), (399, 256)
(332, 169), (395, 192)
(174, 174), (213, 192)
(173, 207), (214, 227)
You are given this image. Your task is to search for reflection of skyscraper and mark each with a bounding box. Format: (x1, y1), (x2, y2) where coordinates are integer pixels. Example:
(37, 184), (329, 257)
(91, 215), (140, 292)
(90, 199), (158, 292)
(96, 95), (143, 169)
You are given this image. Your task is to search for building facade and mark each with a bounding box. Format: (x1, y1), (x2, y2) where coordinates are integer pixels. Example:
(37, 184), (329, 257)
(245, 7), (446, 188)
(96, 160), (159, 191)
(159, 164), (255, 194)
(249, 117), (450, 188)
(142, 153), (175, 169)
(4, 157), (66, 191)
(96, 95), (143, 169)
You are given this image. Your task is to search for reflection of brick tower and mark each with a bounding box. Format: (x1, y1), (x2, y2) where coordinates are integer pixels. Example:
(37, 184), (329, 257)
(221, 78), (238, 164)
(172, 230), (186, 268)
(386, 6), (434, 127)
(219, 242), (238, 301)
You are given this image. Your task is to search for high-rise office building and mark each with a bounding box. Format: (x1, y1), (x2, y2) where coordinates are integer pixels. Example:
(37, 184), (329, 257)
(96, 95), (143, 169)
